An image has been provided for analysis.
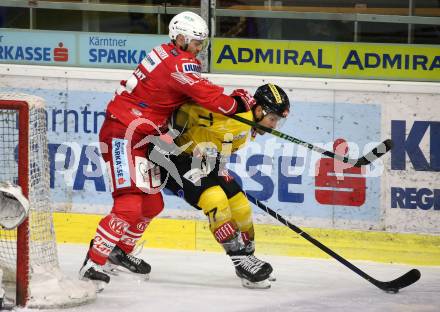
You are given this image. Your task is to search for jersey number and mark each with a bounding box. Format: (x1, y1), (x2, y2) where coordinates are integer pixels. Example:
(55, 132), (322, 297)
(205, 207), (218, 224)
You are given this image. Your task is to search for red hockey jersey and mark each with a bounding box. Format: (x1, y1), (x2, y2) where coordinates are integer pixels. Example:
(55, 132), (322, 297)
(107, 42), (238, 135)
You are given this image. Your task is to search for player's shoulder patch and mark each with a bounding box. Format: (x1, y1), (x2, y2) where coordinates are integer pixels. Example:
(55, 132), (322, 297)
(141, 50), (162, 72)
(154, 45), (169, 60)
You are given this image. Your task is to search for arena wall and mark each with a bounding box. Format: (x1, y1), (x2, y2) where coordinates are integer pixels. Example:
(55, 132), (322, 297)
(1, 64), (439, 264)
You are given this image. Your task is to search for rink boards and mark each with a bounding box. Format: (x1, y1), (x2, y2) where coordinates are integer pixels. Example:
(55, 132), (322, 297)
(52, 212), (440, 266)
(0, 64), (439, 264)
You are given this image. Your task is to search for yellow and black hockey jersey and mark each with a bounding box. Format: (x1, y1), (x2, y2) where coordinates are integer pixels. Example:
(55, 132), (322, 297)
(173, 102), (253, 158)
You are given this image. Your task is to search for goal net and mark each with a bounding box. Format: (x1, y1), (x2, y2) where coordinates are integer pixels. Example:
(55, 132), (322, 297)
(0, 93), (95, 308)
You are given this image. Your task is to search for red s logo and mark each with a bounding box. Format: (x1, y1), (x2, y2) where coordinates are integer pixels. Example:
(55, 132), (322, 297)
(54, 42), (68, 62)
(315, 139), (366, 206)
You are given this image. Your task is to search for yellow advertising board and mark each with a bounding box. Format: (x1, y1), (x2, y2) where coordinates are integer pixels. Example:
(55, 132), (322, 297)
(212, 38), (440, 81)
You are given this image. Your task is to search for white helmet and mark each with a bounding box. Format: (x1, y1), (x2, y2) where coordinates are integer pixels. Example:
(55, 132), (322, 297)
(169, 11), (209, 45)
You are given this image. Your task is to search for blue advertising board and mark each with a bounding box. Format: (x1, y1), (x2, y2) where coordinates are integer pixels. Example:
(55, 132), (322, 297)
(0, 28), (168, 69)
(79, 33), (167, 68)
(0, 29), (77, 66)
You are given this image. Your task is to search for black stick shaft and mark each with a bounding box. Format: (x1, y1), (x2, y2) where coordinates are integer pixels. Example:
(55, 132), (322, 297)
(231, 114), (354, 163)
(245, 193), (383, 288)
(231, 114), (391, 167)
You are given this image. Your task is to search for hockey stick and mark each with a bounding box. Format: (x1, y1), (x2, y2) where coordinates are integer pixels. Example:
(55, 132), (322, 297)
(244, 193), (421, 293)
(230, 114), (393, 167)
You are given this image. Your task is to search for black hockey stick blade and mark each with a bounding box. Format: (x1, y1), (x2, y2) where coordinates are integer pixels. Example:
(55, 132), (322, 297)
(354, 139), (393, 167)
(373, 268), (421, 293)
(244, 192), (421, 293)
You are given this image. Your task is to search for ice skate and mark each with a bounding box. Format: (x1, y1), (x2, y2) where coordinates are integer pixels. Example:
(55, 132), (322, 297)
(79, 258), (110, 292)
(108, 246), (151, 279)
(230, 251), (273, 289)
(249, 254), (276, 281)
(241, 240), (275, 285)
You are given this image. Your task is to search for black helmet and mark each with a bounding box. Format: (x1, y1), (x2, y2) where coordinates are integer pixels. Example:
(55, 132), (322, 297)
(254, 83), (290, 118)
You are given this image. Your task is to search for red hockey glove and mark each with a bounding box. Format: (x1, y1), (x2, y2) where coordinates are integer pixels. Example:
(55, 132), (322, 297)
(230, 89), (256, 113)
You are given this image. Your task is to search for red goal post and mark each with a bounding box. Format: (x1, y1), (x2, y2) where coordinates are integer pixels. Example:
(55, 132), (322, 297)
(0, 99), (30, 306)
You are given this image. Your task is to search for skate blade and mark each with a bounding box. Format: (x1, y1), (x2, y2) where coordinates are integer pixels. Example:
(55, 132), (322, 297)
(138, 272), (150, 281)
(112, 266), (150, 280)
(79, 275), (107, 293)
(240, 278), (271, 289)
(93, 280), (107, 293)
(103, 263), (120, 276)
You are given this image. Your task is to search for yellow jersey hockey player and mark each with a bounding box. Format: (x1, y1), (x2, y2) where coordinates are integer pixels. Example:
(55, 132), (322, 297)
(161, 83), (290, 289)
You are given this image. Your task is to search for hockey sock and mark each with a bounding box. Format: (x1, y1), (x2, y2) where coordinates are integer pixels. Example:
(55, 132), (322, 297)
(116, 193), (163, 254)
(117, 217), (151, 254)
(228, 192), (254, 238)
(89, 213), (130, 265)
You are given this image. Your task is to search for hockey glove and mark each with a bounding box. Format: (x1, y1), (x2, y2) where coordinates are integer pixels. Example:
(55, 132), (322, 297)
(230, 89), (256, 113)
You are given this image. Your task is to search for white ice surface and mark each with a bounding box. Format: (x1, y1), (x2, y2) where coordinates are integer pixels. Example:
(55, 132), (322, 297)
(14, 244), (440, 312)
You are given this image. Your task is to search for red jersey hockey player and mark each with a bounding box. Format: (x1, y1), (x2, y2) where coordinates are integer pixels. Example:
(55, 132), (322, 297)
(79, 11), (256, 289)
